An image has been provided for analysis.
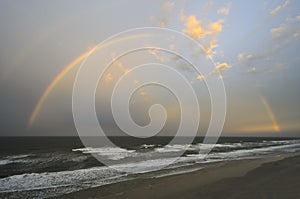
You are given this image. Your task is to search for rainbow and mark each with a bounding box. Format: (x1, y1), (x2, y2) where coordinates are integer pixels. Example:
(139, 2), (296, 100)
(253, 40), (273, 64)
(28, 47), (96, 127)
(28, 33), (154, 127)
(260, 95), (280, 132)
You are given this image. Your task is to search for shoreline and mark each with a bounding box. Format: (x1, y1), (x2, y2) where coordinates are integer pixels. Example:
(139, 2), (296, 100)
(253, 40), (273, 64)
(53, 152), (300, 199)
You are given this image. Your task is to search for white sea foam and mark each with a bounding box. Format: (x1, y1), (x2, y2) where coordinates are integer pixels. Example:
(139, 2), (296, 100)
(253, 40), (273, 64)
(207, 142), (300, 160)
(0, 159), (11, 166)
(0, 157), (186, 198)
(0, 166), (126, 194)
(154, 143), (241, 154)
(140, 144), (155, 149)
(0, 154), (31, 165)
(72, 147), (136, 160)
(154, 144), (191, 153)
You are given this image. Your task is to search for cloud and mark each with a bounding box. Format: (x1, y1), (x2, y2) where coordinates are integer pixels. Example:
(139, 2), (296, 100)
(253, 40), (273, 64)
(133, 79), (139, 84)
(181, 14), (224, 58)
(237, 52), (271, 67)
(202, 37), (218, 58)
(270, 23), (300, 40)
(151, 1), (176, 27)
(239, 15), (299, 73)
(182, 16), (207, 39)
(139, 89), (150, 97)
(162, 1), (175, 13)
(209, 19), (224, 33)
(148, 48), (166, 62)
(158, 17), (168, 28)
(270, 24), (288, 39)
(294, 32), (300, 39)
(111, 52), (129, 74)
(196, 75), (205, 80)
(217, 75), (224, 80)
(237, 50), (288, 74)
(238, 9), (299, 74)
(215, 62), (231, 71)
(180, 7), (226, 59)
(247, 67), (257, 74)
(104, 72), (113, 82)
(270, 0), (290, 15)
(202, 0), (215, 16)
(237, 53), (244, 61)
(209, 62), (231, 75)
(182, 15), (224, 39)
(179, 8), (186, 21)
(217, 3), (231, 15)
(140, 91), (148, 96)
(286, 15), (300, 22)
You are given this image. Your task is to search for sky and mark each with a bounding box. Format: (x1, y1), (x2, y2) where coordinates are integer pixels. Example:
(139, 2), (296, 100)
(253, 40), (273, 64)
(0, 0), (300, 137)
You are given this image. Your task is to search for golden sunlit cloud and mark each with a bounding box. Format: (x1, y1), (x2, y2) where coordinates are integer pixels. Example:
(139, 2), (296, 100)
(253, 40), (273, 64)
(180, 7), (225, 59)
(237, 53), (244, 61)
(105, 72), (113, 82)
(217, 75), (223, 80)
(270, 0), (290, 15)
(210, 62), (232, 75)
(203, 37), (218, 58)
(183, 16), (207, 39)
(209, 19), (224, 33)
(196, 75), (205, 80)
(215, 62), (231, 71)
(182, 15), (224, 40)
(139, 89), (150, 97)
(208, 62), (231, 76)
(111, 52), (130, 74)
(148, 48), (166, 62)
(111, 53), (121, 66)
(140, 91), (147, 96)
(124, 68), (130, 74)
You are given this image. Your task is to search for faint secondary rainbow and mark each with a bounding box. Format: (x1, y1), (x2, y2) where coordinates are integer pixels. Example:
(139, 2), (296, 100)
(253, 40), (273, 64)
(260, 95), (280, 132)
(28, 33), (154, 127)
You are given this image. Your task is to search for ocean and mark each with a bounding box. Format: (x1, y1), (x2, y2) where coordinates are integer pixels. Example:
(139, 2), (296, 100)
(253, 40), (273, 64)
(0, 136), (300, 199)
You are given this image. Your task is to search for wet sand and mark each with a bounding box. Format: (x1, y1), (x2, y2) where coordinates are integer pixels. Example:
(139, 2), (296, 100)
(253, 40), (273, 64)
(54, 153), (300, 199)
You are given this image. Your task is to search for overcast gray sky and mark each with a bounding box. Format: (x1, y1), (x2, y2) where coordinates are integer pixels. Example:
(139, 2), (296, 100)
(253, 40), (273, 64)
(0, 0), (300, 137)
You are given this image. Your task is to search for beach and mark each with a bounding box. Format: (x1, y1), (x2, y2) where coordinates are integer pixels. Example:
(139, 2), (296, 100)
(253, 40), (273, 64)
(53, 152), (300, 199)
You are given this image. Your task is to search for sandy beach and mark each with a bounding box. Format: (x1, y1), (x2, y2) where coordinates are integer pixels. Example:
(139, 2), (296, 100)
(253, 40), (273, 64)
(53, 153), (300, 199)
